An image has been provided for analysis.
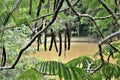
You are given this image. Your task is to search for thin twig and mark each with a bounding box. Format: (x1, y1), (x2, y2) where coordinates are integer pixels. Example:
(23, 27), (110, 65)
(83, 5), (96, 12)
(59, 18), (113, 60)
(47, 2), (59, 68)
(10, 0), (64, 69)
(2, 0), (79, 32)
(3, 0), (22, 25)
(66, 0), (80, 19)
(94, 13), (120, 20)
(98, 0), (118, 25)
(0, 0), (64, 69)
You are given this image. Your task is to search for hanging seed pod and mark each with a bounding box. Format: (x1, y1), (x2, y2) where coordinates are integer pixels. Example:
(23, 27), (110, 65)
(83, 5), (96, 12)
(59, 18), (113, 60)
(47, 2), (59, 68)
(64, 30), (67, 51)
(1, 46), (6, 67)
(66, 22), (71, 50)
(37, 35), (41, 51)
(53, 33), (58, 52)
(34, 0), (43, 28)
(64, 30), (67, 57)
(44, 31), (47, 51)
(49, 29), (54, 51)
(68, 34), (71, 50)
(58, 30), (62, 56)
(36, 0), (42, 17)
(29, 0), (32, 14)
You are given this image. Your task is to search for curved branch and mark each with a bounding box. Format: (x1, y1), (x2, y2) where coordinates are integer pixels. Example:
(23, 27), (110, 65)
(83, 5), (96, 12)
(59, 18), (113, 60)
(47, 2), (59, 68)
(10, 0), (64, 68)
(0, 0), (64, 69)
(99, 31), (120, 45)
(94, 13), (120, 20)
(66, 0), (80, 19)
(3, 0), (79, 31)
(91, 31), (120, 73)
(98, 0), (118, 24)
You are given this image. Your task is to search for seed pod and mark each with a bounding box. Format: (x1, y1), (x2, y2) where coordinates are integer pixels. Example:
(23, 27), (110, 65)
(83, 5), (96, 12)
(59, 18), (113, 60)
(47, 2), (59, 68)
(1, 46), (6, 67)
(58, 30), (62, 56)
(68, 35), (71, 50)
(34, 0), (43, 28)
(65, 22), (71, 50)
(37, 35), (41, 51)
(44, 32), (47, 51)
(49, 29), (54, 51)
(36, 0), (42, 17)
(64, 30), (67, 51)
(53, 33), (58, 52)
(64, 30), (67, 57)
(29, 0), (32, 14)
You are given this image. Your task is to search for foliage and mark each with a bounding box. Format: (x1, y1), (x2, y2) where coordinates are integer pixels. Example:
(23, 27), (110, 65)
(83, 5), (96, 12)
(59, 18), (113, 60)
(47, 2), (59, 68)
(17, 68), (45, 80)
(1, 40), (120, 80)
(0, 0), (120, 80)
(16, 53), (120, 80)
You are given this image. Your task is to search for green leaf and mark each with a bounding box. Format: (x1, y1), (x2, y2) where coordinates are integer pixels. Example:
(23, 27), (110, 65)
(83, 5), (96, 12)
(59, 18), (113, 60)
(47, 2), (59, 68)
(17, 69), (45, 80)
(102, 63), (114, 79)
(66, 56), (93, 68)
(58, 13), (68, 20)
(113, 65), (120, 79)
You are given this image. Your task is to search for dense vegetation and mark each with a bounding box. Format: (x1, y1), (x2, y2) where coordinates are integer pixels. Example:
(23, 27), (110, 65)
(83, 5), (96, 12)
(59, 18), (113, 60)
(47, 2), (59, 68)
(0, 0), (120, 80)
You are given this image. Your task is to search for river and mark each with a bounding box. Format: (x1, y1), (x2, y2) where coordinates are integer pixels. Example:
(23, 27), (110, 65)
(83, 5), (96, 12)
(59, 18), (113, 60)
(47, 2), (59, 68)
(26, 41), (99, 63)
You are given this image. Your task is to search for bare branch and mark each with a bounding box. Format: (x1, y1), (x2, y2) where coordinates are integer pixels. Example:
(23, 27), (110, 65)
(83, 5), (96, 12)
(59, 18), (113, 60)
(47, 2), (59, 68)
(66, 0), (80, 19)
(99, 31), (120, 45)
(98, 0), (118, 24)
(3, 0), (79, 31)
(94, 13), (120, 20)
(10, 0), (64, 69)
(89, 31), (120, 73)
(3, 0), (22, 25)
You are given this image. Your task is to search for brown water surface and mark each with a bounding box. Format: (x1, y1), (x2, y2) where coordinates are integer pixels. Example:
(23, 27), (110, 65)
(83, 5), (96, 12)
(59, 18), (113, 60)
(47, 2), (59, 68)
(25, 42), (99, 63)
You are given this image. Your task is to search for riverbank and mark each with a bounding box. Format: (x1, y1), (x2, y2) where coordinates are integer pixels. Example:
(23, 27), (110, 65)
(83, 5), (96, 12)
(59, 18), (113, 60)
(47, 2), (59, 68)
(70, 37), (98, 43)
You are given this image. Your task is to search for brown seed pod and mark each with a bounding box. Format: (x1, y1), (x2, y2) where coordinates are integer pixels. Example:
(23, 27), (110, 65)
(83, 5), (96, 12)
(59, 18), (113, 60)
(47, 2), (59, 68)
(44, 33), (47, 51)
(49, 29), (54, 51)
(1, 46), (6, 67)
(64, 30), (67, 51)
(36, 0), (42, 17)
(58, 30), (62, 56)
(29, 0), (32, 14)
(37, 35), (41, 51)
(64, 30), (67, 57)
(34, 0), (43, 28)
(65, 22), (71, 50)
(53, 33), (58, 52)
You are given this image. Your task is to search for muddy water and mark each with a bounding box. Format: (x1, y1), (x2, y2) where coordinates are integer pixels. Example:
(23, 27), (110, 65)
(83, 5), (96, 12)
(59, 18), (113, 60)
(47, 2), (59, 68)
(25, 42), (99, 63)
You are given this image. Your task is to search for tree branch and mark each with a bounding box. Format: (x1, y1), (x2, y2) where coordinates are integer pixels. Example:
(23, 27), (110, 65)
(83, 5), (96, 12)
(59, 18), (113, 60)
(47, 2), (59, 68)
(66, 0), (80, 19)
(98, 0), (118, 25)
(99, 31), (120, 45)
(2, 0), (79, 32)
(94, 13), (120, 20)
(10, 0), (64, 69)
(0, 0), (64, 69)
(3, 0), (22, 25)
